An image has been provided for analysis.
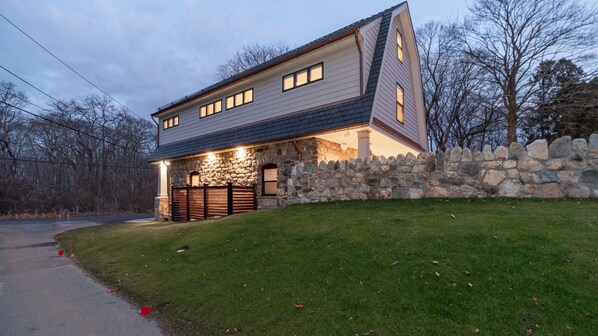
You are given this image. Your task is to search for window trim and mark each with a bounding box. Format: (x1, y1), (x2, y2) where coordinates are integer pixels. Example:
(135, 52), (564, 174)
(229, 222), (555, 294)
(396, 83), (404, 124)
(162, 115), (179, 130)
(397, 30), (404, 63)
(225, 88), (254, 110)
(282, 62), (324, 92)
(199, 99), (222, 119)
(261, 163), (278, 196)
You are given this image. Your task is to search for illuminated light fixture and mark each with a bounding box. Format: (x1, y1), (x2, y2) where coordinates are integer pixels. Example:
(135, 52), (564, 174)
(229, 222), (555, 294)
(236, 147), (246, 159)
(162, 160), (171, 167)
(340, 143), (348, 151)
(207, 153), (216, 162)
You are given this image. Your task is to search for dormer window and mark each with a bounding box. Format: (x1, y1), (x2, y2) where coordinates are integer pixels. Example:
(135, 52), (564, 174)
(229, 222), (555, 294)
(163, 115), (179, 129)
(282, 63), (324, 92)
(200, 100), (222, 118)
(225, 88), (253, 110)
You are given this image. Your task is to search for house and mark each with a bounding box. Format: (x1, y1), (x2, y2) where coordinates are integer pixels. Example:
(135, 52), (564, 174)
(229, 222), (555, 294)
(149, 1), (427, 220)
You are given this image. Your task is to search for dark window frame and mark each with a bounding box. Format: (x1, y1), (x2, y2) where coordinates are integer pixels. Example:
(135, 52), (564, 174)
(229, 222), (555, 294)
(225, 88), (254, 110)
(199, 100), (223, 119)
(396, 83), (404, 124)
(397, 30), (404, 63)
(163, 115), (179, 130)
(261, 163), (278, 196)
(282, 62), (324, 92)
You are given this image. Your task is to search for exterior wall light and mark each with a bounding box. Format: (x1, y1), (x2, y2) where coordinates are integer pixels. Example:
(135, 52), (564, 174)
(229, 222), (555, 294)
(236, 147), (246, 159)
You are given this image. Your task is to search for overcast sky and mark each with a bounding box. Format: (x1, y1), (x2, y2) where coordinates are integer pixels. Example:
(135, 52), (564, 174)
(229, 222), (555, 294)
(0, 0), (472, 120)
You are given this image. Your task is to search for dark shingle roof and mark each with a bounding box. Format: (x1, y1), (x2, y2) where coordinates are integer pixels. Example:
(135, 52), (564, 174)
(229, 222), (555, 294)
(149, 4), (400, 162)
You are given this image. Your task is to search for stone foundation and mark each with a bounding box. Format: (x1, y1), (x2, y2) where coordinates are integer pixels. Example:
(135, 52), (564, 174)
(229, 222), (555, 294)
(166, 137), (354, 209)
(286, 134), (598, 204)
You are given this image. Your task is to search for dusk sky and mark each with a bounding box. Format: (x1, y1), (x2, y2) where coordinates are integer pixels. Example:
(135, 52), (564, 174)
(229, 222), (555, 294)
(0, 0), (473, 119)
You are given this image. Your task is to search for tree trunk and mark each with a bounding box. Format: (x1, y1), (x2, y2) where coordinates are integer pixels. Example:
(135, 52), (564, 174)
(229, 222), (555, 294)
(506, 109), (518, 145)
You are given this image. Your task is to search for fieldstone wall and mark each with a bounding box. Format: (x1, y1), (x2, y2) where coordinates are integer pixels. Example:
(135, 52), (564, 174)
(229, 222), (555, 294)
(285, 134), (598, 204)
(167, 137), (354, 208)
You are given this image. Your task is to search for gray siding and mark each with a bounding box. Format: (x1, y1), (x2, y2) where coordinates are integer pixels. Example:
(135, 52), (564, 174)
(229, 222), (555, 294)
(360, 17), (381, 92)
(370, 9), (424, 150)
(159, 37), (360, 146)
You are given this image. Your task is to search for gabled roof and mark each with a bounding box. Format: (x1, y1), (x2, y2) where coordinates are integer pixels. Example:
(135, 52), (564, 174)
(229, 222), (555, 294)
(152, 2), (405, 116)
(149, 4), (402, 162)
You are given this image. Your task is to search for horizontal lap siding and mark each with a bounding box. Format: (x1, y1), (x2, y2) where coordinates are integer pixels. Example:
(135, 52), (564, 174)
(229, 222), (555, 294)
(160, 37), (361, 146)
(371, 13), (422, 148)
(360, 18), (381, 90)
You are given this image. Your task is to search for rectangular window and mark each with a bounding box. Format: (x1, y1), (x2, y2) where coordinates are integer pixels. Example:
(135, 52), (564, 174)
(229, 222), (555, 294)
(199, 100), (222, 119)
(163, 115), (180, 129)
(282, 62), (324, 91)
(396, 84), (404, 124)
(262, 165), (278, 196)
(397, 30), (403, 62)
(226, 88), (254, 110)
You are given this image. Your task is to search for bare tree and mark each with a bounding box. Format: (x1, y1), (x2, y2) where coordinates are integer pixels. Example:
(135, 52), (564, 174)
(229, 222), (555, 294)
(0, 81), (29, 176)
(417, 21), (504, 151)
(215, 42), (291, 80)
(462, 0), (597, 144)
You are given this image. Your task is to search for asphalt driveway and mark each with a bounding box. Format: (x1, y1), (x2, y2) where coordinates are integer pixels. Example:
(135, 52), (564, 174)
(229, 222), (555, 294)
(0, 214), (163, 336)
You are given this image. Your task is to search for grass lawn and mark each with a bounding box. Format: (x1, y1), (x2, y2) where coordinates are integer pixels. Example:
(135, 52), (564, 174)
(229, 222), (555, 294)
(60, 199), (598, 335)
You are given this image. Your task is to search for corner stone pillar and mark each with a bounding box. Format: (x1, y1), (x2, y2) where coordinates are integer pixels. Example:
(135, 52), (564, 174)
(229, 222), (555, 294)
(357, 130), (371, 160)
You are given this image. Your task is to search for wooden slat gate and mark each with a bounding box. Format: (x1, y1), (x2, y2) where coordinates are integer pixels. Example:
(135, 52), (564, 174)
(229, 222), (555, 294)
(171, 183), (257, 221)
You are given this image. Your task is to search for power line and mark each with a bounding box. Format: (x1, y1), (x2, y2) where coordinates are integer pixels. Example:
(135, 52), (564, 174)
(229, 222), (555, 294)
(0, 65), (63, 105)
(0, 11), (147, 120)
(0, 100), (143, 154)
(0, 157), (154, 170)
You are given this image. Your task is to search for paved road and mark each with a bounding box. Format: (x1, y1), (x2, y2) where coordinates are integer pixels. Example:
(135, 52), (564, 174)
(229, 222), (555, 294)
(0, 214), (163, 336)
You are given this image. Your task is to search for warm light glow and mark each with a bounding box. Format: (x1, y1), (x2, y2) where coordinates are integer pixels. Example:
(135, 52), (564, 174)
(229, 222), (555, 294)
(340, 143), (348, 151)
(207, 153), (216, 162)
(236, 147), (246, 159)
(162, 160), (171, 166)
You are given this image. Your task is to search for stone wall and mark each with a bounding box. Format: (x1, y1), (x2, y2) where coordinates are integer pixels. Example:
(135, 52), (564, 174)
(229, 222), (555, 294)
(167, 137), (352, 208)
(286, 135), (598, 204)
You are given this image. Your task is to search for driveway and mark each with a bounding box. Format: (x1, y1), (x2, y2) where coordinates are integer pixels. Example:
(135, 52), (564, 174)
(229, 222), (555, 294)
(0, 214), (163, 336)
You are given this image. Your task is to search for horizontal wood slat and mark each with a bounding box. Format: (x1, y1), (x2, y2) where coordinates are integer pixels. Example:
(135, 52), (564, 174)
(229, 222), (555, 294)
(171, 184), (256, 221)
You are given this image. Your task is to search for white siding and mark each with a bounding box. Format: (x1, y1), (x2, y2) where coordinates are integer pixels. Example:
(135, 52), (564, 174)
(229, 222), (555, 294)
(359, 17), (381, 91)
(159, 37), (360, 146)
(370, 8), (426, 150)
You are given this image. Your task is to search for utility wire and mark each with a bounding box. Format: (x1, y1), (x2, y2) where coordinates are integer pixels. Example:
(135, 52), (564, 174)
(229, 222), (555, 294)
(0, 157), (154, 170)
(0, 100), (143, 154)
(0, 65), (63, 106)
(0, 11), (147, 120)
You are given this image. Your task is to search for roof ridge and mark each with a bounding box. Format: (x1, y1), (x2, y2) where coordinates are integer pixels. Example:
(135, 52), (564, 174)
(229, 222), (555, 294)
(154, 1), (406, 115)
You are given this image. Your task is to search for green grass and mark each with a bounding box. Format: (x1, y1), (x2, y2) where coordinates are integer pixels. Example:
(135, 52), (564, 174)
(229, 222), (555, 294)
(61, 199), (598, 335)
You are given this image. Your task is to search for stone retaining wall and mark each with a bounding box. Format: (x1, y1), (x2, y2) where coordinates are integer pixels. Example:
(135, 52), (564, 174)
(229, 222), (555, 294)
(286, 134), (598, 204)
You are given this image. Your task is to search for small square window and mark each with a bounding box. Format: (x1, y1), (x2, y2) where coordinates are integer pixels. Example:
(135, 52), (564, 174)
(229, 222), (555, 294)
(296, 69), (308, 86)
(235, 93), (243, 106)
(215, 101), (222, 113)
(207, 104), (214, 115)
(244, 89), (253, 103)
(200, 106), (206, 118)
(310, 64), (323, 81)
(283, 74), (294, 91)
(226, 96), (234, 109)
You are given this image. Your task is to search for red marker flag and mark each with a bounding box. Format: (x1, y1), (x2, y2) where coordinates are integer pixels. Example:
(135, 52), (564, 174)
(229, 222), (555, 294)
(139, 306), (152, 316)
(58, 250), (65, 256)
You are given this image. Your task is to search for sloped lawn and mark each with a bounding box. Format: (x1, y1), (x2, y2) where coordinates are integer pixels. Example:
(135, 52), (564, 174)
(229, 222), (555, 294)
(60, 199), (598, 335)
